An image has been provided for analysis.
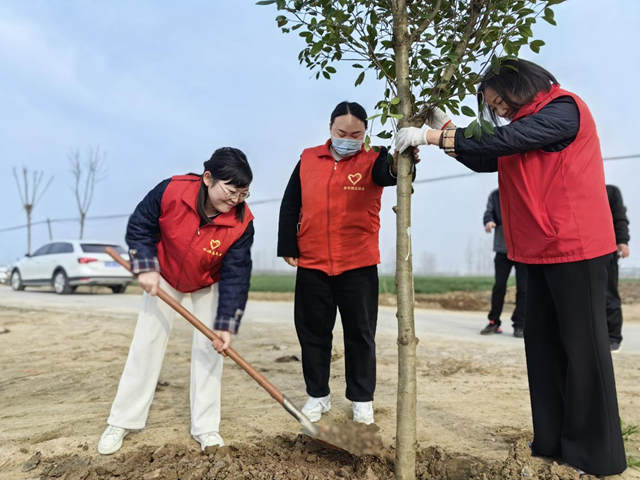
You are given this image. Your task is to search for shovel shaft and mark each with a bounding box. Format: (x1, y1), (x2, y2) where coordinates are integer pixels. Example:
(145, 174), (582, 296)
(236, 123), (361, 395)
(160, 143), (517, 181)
(105, 247), (285, 406)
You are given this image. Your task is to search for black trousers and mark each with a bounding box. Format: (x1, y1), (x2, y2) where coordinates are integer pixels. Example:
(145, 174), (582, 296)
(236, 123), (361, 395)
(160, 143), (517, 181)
(606, 253), (623, 343)
(525, 255), (626, 476)
(294, 265), (378, 402)
(488, 252), (528, 328)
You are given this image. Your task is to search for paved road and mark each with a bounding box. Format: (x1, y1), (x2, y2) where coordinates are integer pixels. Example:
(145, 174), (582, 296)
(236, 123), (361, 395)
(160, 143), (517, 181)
(1, 286), (638, 354)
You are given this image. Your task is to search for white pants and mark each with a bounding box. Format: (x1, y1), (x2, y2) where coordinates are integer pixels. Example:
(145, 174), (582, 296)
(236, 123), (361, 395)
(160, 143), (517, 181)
(107, 277), (223, 435)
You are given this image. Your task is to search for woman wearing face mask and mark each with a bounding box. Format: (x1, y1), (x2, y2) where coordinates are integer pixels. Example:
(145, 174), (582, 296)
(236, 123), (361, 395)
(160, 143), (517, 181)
(396, 59), (626, 477)
(278, 101), (418, 426)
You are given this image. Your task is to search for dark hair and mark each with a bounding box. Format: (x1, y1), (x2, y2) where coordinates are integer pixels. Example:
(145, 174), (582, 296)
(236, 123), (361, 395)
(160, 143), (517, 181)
(330, 101), (368, 128)
(479, 58), (558, 123)
(196, 147), (252, 223)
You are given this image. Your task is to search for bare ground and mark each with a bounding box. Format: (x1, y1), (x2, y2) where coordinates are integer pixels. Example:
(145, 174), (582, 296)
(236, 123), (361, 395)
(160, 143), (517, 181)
(0, 301), (639, 480)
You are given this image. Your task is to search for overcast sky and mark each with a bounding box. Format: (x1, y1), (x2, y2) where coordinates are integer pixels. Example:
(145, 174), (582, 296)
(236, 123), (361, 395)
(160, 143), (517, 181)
(1, 1), (638, 274)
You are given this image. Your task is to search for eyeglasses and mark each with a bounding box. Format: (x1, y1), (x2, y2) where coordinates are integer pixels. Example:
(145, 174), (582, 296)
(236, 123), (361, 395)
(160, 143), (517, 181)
(216, 182), (250, 201)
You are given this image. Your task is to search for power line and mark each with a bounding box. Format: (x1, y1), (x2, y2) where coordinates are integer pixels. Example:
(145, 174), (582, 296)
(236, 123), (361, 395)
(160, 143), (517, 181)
(2, 153), (639, 234)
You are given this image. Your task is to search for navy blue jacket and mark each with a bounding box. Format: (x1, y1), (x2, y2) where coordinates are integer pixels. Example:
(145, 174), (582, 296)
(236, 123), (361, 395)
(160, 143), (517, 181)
(607, 185), (630, 245)
(126, 178), (254, 333)
(483, 189), (507, 254)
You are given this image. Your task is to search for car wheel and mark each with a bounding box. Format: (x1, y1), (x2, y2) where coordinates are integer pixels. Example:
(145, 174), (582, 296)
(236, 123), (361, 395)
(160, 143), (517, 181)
(11, 270), (25, 291)
(111, 285), (127, 294)
(53, 270), (72, 295)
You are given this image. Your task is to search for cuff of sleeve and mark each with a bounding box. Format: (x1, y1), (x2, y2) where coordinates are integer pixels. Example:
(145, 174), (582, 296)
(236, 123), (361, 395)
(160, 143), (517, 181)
(214, 310), (243, 334)
(131, 257), (160, 274)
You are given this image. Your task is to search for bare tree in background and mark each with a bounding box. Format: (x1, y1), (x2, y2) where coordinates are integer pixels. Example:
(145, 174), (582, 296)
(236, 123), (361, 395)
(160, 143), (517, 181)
(68, 145), (108, 239)
(12, 166), (54, 255)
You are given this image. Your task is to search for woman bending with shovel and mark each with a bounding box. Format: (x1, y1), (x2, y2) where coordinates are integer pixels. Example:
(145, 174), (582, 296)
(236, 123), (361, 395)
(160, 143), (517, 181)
(98, 147), (254, 455)
(396, 58), (626, 477)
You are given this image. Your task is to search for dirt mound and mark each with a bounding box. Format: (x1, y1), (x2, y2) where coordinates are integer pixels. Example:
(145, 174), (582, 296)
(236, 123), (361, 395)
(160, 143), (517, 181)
(28, 435), (596, 480)
(620, 281), (640, 304)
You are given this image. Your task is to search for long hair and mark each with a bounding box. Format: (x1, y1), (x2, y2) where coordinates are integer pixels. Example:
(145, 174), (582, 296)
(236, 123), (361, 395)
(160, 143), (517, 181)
(479, 58), (558, 123)
(194, 147), (252, 223)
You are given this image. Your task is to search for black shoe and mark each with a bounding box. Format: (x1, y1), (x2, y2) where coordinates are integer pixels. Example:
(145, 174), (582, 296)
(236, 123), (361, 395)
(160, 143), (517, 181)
(513, 327), (524, 338)
(610, 342), (622, 353)
(480, 321), (502, 335)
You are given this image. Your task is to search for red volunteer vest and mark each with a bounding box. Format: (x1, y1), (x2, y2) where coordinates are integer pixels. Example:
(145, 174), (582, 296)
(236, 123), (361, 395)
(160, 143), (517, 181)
(498, 85), (616, 264)
(297, 140), (384, 276)
(157, 175), (254, 293)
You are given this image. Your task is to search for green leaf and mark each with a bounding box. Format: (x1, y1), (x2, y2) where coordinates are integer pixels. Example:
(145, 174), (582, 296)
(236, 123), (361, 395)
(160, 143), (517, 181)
(519, 25), (533, 37)
(364, 135), (371, 152)
(372, 146), (380, 152)
(461, 106), (476, 117)
(355, 71), (365, 86)
(325, 66), (336, 73)
(530, 40), (545, 54)
(381, 111), (388, 125)
(310, 42), (323, 56)
(387, 153), (394, 166)
(323, 71), (330, 79)
(543, 8), (557, 25)
(276, 15), (288, 27)
(473, 121), (482, 140)
(366, 113), (382, 120)
(256, 0), (276, 4)
(464, 122), (476, 139)
(390, 97), (401, 105)
(377, 131), (393, 139)
(352, 63), (364, 69)
(389, 113), (404, 120)
(491, 55), (501, 74)
(480, 118), (495, 135)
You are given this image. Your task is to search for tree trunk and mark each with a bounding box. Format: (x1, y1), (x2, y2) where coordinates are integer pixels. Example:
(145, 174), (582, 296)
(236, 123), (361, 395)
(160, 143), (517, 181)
(80, 213), (85, 239)
(26, 209), (32, 255)
(391, 1), (418, 479)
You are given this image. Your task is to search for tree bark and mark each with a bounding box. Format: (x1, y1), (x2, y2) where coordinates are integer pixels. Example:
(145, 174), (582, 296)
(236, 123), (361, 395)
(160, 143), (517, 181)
(391, 1), (418, 479)
(80, 213), (86, 239)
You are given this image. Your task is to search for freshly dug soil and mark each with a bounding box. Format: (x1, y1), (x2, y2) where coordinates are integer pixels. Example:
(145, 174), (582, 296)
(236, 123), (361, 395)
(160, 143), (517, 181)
(29, 434), (597, 480)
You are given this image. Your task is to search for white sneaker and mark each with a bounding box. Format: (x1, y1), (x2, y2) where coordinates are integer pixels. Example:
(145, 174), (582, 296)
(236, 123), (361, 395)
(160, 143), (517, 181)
(98, 426), (129, 455)
(353, 401), (374, 425)
(301, 395), (331, 422)
(193, 432), (225, 450)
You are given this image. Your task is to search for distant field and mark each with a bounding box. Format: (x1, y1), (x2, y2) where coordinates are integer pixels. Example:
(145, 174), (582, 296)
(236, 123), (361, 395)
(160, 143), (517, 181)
(249, 274), (639, 294)
(250, 274), (515, 294)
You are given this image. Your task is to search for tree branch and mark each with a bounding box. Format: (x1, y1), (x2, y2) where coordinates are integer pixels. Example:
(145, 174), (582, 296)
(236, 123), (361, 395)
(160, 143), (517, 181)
(410, 0), (442, 43)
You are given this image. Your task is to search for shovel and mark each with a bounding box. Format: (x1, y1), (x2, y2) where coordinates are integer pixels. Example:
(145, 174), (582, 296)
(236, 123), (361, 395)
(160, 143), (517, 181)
(105, 247), (381, 455)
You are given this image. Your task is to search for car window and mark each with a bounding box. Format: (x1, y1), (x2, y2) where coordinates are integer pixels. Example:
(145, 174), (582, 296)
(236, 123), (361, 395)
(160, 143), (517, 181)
(80, 244), (126, 254)
(49, 243), (74, 254)
(32, 244), (52, 257)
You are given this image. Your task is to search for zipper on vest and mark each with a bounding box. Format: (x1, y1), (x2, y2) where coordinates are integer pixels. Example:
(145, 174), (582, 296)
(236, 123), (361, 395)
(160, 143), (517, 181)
(327, 160), (338, 275)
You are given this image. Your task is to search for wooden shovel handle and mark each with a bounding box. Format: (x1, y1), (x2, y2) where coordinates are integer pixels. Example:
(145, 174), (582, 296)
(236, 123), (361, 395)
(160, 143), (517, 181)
(105, 247), (285, 405)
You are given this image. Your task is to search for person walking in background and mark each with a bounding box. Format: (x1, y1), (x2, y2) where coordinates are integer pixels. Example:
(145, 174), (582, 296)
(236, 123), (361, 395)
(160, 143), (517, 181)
(606, 184), (630, 353)
(481, 188), (527, 338)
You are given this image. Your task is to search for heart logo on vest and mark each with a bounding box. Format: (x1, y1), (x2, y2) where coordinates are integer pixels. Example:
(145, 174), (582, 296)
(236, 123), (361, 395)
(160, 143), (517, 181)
(348, 173), (362, 185)
(203, 239), (222, 257)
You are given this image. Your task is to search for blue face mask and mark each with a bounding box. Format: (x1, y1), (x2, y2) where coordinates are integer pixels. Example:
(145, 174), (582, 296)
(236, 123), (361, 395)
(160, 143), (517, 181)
(331, 137), (363, 156)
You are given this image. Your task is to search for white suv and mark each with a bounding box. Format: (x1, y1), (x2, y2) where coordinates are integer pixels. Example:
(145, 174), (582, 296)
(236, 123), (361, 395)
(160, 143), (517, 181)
(10, 240), (133, 294)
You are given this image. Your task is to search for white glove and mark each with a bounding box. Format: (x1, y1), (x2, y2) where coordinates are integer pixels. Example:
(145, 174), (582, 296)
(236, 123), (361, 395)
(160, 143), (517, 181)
(395, 127), (427, 154)
(425, 106), (452, 130)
